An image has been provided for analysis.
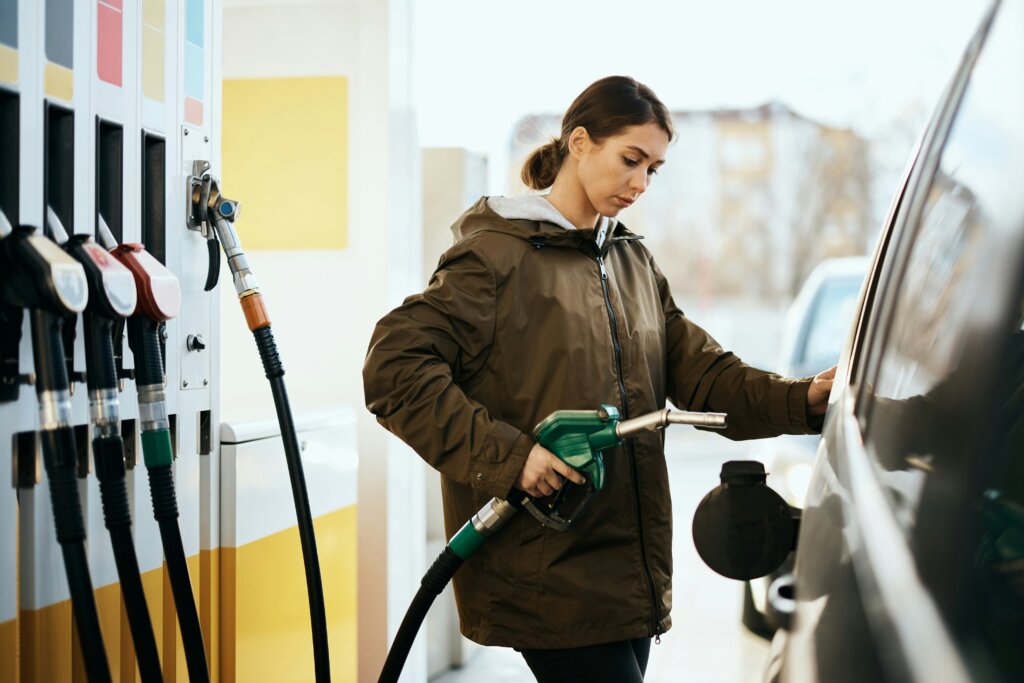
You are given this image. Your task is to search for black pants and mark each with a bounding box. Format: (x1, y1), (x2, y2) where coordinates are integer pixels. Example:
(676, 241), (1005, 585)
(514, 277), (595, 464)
(520, 638), (652, 683)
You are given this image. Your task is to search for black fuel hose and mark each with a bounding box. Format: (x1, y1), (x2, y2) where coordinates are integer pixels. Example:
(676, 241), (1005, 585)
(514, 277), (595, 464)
(86, 313), (163, 682)
(31, 309), (113, 683)
(94, 436), (163, 683)
(129, 315), (210, 683)
(253, 325), (330, 682)
(379, 547), (464, 683)
(148, 463), (209, 683)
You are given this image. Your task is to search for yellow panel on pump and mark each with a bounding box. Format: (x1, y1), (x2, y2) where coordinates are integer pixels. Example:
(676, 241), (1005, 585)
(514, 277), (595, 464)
(221, 505), (357, 683)
(0, 44), (16, 85)
(0, 618), (15, 681)
(222, 77), (348, 250)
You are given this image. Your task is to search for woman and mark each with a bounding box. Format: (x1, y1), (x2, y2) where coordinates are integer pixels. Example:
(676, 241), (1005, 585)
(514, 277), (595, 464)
(363, 75), (834, 682)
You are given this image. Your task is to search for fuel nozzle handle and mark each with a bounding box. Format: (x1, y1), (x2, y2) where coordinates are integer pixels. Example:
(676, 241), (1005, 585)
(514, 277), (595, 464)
(192, 173), (270, 330)
(616, 408), (728, 439)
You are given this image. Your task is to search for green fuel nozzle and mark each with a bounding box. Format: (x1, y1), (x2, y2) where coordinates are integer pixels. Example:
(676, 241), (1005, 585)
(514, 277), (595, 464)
(449, 405), (728, 553)
(524, 405), (728, 530)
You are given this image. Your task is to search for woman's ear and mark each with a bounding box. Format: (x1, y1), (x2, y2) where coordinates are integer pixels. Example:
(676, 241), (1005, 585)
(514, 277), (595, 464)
(567, 126), (590, 160)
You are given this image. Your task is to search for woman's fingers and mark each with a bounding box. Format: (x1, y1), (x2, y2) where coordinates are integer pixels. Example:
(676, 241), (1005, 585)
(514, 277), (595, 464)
(554, 459), (586, 485)
(516, 443), (587, 498)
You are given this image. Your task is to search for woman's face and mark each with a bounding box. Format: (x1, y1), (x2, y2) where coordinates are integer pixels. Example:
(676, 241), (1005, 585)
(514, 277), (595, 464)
(571, 122), (669, 217)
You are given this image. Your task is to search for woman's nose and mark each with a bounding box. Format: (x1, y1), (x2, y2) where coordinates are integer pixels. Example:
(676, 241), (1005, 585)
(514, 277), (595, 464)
(630, 171), (648, 194)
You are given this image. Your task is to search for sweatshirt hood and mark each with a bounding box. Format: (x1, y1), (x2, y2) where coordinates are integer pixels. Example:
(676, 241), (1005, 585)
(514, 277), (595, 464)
(451, 196), (625, 248)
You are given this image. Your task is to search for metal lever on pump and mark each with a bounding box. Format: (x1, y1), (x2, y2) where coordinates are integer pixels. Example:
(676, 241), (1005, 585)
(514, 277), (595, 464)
(0, 222), (113, 683)
(186, 161), (222, 292)
(189, 164), (332, 682)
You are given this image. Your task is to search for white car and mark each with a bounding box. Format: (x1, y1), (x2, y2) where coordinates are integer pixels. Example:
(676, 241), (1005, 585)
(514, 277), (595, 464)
(744, 257), (868, 637)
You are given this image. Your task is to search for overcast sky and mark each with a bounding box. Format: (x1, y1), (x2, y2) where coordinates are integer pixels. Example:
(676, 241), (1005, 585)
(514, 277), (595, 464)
(413, 0), (992, 192)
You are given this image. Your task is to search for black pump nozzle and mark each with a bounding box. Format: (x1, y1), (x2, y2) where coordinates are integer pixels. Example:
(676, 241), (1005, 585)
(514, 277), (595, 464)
(0, 225), (112, 683)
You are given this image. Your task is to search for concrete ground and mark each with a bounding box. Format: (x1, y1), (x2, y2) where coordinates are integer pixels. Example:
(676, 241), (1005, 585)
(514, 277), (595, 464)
(433, 427), (772, 683)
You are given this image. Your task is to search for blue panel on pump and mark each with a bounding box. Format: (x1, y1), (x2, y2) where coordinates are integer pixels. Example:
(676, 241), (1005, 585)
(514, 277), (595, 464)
(186, 0), (204, 47)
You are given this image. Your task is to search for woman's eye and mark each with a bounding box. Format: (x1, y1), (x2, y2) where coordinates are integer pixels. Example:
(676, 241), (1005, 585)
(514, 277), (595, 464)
(647, 167), (659, 176)
(623, 157), (639, 167)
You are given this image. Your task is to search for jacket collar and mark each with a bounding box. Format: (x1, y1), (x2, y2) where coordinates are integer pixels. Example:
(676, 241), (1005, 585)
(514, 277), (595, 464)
(451, 197), (643, 253)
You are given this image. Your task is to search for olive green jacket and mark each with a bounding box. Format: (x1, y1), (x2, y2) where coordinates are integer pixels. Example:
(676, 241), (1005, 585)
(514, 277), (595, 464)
(363, 197), (821, 649)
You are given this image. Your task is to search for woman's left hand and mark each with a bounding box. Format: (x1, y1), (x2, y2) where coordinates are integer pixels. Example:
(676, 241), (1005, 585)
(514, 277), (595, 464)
(807, 365), (837, 416)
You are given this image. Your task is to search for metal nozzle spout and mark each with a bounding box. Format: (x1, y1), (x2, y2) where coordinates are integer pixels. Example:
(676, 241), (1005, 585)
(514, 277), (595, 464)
(666, 410), (727, 429)
(616, 408), (728, 439)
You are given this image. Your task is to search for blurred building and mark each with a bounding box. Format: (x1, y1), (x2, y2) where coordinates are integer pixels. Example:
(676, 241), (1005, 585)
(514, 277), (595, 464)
(509, 103), (873, 304)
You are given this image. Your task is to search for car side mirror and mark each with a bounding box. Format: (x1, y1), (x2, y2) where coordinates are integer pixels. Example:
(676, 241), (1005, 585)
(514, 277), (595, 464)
(692, 460), (799, 580)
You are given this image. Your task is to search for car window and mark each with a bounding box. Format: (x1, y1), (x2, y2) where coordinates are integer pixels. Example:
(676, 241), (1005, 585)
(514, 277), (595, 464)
(855, 1), (1024, 678)
(793, 276), (862, 377)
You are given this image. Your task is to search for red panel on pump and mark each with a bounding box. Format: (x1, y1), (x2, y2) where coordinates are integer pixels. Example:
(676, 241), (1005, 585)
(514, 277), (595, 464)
(111, 244), (181, 321)
(97, 1), (123, 86)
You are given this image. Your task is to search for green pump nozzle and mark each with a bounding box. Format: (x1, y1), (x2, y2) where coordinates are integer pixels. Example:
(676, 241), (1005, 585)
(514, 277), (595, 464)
(532, 404), (621, 491)
(526, 405), (728, 530)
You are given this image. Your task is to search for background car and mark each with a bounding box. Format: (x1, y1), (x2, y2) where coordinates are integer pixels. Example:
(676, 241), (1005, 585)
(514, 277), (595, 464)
(743, 256), (868, 637)
(700, 1), (1024, 681)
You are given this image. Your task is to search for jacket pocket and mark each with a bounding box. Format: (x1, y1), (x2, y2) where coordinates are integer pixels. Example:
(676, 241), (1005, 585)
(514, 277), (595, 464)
(513, 518), (549, 594)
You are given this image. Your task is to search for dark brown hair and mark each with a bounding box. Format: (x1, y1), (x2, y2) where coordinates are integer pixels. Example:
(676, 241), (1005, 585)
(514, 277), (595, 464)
(521, 76), (674, 190)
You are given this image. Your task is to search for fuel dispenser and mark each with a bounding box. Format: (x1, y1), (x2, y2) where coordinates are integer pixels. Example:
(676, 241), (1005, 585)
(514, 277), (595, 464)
(0, 1), (360, 679)
(0, 0), (222, 679)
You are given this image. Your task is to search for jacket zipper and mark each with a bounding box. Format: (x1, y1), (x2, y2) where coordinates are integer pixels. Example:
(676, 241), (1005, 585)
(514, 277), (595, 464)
(596, 253), (663, 642)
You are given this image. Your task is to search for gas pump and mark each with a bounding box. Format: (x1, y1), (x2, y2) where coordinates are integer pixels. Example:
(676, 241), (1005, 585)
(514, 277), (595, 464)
(0, 217), (112, 683)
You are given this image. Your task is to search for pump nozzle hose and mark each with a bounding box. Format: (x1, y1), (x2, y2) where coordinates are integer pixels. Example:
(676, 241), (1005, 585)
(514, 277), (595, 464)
(69, 235), (162, 680)
(378, 548), (464, 683)
(129, 323), (210, 683)
(93, 435), (164, 683)
(139, 430), (209, 683)
(615, 408), (727, 439)
(196, 171), (331, 680)
(253, 326), (331, 682)
(39, 406), (113, 683)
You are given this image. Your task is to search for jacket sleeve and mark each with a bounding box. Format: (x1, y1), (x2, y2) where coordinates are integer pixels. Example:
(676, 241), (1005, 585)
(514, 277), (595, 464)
(653, 259), (824, 439)
(362, 245), (533, 498)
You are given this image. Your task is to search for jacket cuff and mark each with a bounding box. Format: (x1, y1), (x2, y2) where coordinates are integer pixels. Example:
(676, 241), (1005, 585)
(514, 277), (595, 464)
(787, 377), (823, 434)
(475, 426), (534, 499)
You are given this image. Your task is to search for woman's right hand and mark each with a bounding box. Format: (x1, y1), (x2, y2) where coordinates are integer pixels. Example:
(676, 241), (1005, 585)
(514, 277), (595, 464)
(516, 442), (587, 498)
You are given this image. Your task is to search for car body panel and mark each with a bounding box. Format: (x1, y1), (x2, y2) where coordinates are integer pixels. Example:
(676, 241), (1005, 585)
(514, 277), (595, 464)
(768, 1), (1024, 681)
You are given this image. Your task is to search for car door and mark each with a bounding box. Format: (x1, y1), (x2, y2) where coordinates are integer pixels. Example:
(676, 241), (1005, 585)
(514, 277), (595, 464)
(782, 1), (1024, 681)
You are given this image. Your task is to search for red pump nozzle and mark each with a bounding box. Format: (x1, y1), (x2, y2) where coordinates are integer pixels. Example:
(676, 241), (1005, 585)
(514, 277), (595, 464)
(111, 244), (181, 322)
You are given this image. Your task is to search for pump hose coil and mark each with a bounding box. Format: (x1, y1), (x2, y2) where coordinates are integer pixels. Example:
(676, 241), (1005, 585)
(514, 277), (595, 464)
(253, 324), (331, 682)
(379, 548), (464, 683)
